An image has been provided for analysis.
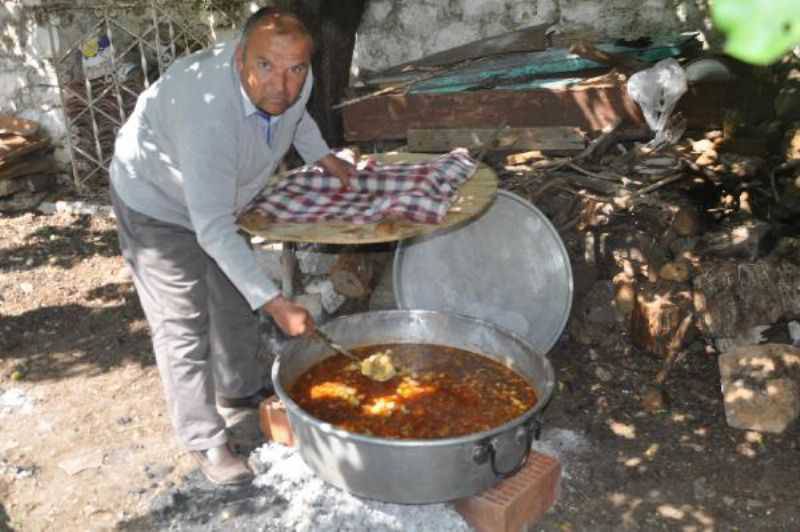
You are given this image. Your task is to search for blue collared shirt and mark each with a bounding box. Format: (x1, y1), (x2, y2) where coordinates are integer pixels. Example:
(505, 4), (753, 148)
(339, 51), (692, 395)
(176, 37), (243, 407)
(240, 84), (281, 146)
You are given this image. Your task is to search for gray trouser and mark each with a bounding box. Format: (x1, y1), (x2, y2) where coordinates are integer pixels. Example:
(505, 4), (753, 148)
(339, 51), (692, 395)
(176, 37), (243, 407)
(111, 186), (264, 451)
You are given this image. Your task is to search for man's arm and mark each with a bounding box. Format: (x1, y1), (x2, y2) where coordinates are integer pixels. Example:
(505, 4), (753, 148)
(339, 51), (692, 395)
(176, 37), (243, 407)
(292, 109), (331, 165)
(175, 121), (313, 334)
(293, 110), (357, 188)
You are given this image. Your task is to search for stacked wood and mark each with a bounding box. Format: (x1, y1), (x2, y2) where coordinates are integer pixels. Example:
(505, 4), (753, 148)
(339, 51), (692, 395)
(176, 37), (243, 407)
(0, 116), (60, 212)
(692, 259), (800, 339)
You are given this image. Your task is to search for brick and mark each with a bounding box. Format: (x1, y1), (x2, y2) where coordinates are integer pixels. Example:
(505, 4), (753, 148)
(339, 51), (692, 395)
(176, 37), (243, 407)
(259, 396), (295, 447)
(454, 452), (561, 532)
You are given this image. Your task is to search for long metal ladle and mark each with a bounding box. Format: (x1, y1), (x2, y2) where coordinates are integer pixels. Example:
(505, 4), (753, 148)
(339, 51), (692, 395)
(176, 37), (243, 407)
(314, 329), (398, 382)
(314, 329), (360, 362)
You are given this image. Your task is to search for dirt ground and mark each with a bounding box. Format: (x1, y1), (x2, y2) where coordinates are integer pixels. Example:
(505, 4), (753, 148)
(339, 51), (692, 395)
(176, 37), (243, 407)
(1, 202), (799, 531)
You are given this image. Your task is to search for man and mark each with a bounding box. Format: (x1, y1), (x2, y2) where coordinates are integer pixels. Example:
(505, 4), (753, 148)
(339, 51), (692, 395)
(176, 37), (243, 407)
(109, 7), (355, 485)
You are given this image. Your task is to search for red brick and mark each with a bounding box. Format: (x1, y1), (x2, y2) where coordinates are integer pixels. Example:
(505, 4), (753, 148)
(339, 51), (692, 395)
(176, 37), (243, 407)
(454, 452), (561, 532)
(259, 396), (295, 447)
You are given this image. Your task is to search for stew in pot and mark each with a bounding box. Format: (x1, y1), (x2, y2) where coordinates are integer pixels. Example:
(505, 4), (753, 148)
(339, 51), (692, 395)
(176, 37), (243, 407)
(289, 343), (538, 439)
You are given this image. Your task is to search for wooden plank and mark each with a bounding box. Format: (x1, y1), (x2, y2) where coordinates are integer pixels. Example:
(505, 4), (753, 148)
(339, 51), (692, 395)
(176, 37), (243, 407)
(407, 127), (584, 153)
(0, 115), (39, 137)
(0, 173), (55, 198)
(342, 81), (740, 142)
(238, 152), (498, 245)
(0, 136), (51, 167)
(0, 154), (58, 182)
(366, 33), (695, 90)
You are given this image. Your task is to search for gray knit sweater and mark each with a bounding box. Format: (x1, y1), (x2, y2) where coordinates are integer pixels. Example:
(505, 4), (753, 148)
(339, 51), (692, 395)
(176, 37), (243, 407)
(110, 39), (330, 310)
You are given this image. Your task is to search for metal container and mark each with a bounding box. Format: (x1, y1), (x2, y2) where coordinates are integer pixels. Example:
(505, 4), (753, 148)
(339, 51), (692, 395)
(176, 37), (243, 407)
(272, 310), (555, 504)
(393, 190), (573, 356)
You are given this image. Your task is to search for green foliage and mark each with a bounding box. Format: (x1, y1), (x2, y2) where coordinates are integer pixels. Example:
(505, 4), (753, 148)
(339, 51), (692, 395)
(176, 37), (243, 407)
(712, 0), (800, 65)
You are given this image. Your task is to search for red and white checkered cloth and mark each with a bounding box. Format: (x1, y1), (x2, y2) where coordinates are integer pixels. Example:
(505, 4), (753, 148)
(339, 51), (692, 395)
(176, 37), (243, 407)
(246, 148), (478, 224)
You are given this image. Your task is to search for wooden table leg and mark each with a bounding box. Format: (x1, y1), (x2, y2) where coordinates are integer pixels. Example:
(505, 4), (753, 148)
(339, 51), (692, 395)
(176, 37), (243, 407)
(280, 242), (298, 298)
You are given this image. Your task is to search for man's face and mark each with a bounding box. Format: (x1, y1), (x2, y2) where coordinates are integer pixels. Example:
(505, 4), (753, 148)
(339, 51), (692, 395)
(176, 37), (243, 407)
(236, 26), (312, 116)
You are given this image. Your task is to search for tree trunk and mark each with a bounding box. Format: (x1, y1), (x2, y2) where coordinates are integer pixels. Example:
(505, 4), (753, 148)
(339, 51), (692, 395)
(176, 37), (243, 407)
(293, 0), (368, 147)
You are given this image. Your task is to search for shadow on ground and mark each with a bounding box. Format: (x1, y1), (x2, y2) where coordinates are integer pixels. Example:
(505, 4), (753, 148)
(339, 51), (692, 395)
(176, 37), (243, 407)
(0, 295), (153, 382)
(0, 502), (13, 531)
(0, 215), (119, 273)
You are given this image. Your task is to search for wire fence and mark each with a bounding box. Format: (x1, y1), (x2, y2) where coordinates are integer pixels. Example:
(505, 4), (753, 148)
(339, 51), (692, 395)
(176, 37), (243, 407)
(38, 1), (247, 191)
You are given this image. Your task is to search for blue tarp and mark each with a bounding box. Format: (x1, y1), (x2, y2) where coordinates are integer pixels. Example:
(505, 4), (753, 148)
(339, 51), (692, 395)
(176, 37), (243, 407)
(409, 33), (701, 94)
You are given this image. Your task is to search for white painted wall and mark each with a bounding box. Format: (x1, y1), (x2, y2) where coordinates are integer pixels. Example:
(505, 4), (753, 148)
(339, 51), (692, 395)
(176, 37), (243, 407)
(354, 0), (712, 72)
(1, 0), (66, 162)
(1, 0), (713, 173)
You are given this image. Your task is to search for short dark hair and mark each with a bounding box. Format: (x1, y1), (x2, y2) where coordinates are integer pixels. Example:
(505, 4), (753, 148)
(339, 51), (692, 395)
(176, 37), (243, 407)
(240, 6), (313, 57)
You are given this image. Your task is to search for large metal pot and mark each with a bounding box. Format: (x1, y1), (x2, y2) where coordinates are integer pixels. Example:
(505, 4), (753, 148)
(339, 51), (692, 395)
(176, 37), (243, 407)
(272, 310), (555, 504)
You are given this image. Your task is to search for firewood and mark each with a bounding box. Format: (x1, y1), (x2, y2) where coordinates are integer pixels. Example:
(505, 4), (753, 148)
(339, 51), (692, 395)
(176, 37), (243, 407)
(329, 252), (375, 299)
(692, 259), (800, 339)
(630, 282), (694, 356)
(695, 219), (775, 260)
(0, 115), (39, 137)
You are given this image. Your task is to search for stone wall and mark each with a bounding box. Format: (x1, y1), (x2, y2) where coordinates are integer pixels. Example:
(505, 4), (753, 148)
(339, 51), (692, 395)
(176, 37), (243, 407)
(1, 1), (65, 161)
(2, 0), (715, 172)
(354, 0), (714, 73)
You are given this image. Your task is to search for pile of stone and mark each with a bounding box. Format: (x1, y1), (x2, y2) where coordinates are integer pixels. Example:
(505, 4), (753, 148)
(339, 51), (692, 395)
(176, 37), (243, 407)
(0, 115), (60, 212)
(253, 240), (394, 325)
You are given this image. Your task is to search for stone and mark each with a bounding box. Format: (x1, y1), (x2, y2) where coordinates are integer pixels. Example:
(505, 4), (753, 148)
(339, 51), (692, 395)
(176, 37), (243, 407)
(789, 321), (800, 346)
(306, 279), (346, 314)
(58, 449), (104, 475)
(718, 344), (800, 433)
(37, 201), (57, 215)
(296, 247), (337, 276)
(595, 365), (612, 382)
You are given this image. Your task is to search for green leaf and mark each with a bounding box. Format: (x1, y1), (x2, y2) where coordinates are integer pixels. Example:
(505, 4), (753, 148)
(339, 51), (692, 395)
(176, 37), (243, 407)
(712, 0), (800, 65)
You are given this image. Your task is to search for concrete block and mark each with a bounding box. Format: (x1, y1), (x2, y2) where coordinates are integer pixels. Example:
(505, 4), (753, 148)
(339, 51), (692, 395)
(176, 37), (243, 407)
(259, 396), (295, 447)
(455, 452), (561, 532)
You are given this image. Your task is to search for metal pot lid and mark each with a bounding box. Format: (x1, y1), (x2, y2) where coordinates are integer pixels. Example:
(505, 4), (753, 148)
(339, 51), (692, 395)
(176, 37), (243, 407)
(393, 190), (573, 355)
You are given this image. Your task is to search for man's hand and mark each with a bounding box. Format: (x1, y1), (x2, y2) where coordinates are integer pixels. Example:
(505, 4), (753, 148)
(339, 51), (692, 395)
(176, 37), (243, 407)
(262, 295), (314, 336)
(318, 153), (357, 190)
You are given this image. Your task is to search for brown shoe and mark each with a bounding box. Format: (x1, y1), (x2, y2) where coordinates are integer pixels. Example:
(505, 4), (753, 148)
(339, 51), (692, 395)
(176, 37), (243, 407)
(192, 444), (254, 486)
(217, 385), (274, 409)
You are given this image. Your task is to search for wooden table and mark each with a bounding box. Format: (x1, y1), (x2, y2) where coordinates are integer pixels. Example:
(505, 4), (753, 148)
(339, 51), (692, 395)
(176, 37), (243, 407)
(237, 152), (498, 296)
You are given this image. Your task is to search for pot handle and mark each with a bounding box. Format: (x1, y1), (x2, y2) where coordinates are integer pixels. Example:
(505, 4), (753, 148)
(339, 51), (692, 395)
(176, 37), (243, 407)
(473, 416), (543, 480)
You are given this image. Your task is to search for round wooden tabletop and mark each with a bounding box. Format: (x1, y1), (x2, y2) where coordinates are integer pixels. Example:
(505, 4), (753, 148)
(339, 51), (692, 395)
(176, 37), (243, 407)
(237, 152), (498, 245)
